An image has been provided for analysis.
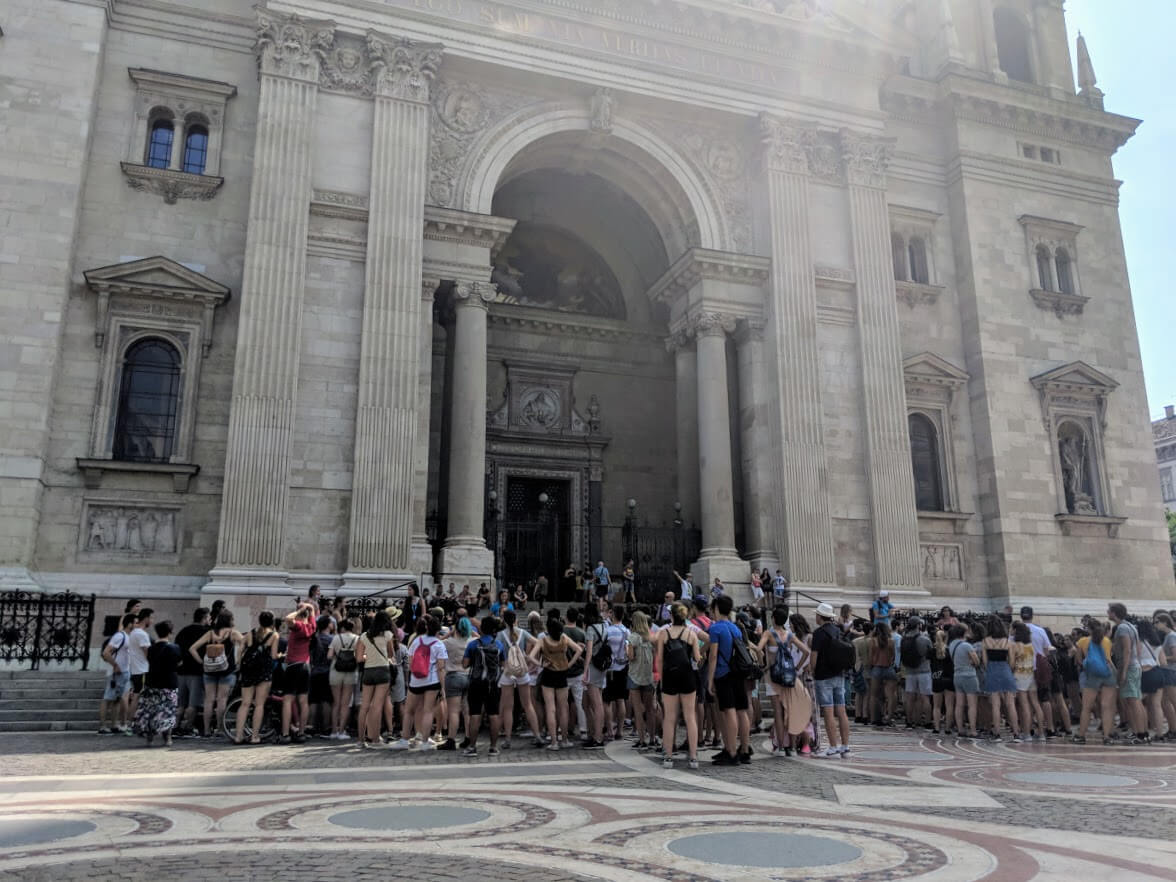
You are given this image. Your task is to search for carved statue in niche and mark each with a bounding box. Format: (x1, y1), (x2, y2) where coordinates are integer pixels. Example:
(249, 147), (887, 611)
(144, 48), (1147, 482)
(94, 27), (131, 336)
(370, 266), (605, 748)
(589, 87), (614, 134)
(587, 395), (601, 433)
(1059, 427), (1098, 515)
(490, 222), (626, 319)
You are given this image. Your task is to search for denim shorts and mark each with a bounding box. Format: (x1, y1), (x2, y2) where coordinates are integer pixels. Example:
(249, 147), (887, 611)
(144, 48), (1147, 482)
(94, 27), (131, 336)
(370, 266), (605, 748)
(953, 672), (979, 695)
(203, 673), (237, 691)
(869, 665), (897, 682)
(103, 671), (131, 701)
(813, 676), (845, 708)
(904, 672), (932, 696)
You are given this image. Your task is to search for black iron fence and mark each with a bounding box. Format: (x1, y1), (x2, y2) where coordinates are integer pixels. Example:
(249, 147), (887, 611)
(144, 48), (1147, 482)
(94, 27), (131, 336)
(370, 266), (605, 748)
(0, 591), (97, 670)
(622, 519), (702, 602)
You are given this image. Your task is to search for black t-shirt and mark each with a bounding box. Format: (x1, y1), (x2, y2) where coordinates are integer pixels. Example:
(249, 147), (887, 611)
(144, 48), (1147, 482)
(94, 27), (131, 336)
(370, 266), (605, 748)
(810, 622), (841, 681)
(146, 641), (183, 689)
(175, 624), (209, 677)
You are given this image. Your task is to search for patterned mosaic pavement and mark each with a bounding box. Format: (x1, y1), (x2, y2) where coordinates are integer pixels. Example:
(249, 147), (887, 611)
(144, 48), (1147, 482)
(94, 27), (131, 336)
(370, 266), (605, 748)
(1, 727), (1174, 881)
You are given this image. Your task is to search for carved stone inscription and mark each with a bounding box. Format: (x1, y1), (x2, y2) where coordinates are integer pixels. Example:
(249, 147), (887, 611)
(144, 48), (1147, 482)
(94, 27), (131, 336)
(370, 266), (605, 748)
(81, 503), (179, 555)
(920, 543), (962, 582)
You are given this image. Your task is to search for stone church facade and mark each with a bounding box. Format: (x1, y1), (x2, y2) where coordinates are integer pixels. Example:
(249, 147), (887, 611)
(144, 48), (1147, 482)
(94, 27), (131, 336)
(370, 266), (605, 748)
(3, 0), (1173, 619)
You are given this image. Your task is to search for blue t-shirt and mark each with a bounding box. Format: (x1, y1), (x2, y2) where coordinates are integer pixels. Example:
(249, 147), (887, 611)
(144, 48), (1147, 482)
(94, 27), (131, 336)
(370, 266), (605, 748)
(872, 600), (893, 625)
(489, 601), (513, 616)
(464, 634), (505, 664)
(708, 619), (741, 679)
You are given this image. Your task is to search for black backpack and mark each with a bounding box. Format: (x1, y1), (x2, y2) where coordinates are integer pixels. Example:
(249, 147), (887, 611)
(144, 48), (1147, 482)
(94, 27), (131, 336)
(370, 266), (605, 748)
(727, 625), (763, 681)
(821, 624), (856, 674)
(469, 638), (502, 683)
(309, 633), (330, 668)
(662, 630), (692, 677)
(239, 629), (272, 682)
(334, 635), (357, 673)
(590, 624), (613, 672)
(900, 634), (925, 669)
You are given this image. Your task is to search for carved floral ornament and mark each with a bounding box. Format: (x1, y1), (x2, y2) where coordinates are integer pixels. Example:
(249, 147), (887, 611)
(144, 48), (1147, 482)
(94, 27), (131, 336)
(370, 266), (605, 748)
(840, 128), (894, 189)
(367, 32), (443, 102)
(255, 10), (335, 82)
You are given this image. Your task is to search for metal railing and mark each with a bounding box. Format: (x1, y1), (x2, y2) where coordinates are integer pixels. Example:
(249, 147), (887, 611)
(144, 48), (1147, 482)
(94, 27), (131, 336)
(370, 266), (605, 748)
(0, 591), (97, 670)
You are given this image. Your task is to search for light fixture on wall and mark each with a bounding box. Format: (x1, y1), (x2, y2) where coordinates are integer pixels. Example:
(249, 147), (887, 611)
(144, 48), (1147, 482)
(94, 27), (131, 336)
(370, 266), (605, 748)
(538, 492), (550, 505)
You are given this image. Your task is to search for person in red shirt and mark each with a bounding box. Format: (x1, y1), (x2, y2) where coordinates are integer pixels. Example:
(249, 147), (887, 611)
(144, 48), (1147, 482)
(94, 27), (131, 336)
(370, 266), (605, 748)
(281, 603), (316, 743)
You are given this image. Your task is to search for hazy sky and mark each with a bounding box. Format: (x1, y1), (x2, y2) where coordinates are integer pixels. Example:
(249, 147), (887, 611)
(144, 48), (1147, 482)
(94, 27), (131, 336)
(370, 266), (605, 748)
(1063, 1), (1175, 419)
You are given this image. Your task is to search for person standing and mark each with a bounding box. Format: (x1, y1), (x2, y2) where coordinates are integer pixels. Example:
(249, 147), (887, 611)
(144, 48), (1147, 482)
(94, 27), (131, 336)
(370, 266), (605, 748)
(280, 602), (317, 743)
(870, 590), (893, 628)
(405, 615), (447, 750)
(810, 603), (852, 757)
(234, 610), (279, 744)
(327, 619), (359, 740)
(602, 605), (631, 742)
(529, 618), (582, 750)
(1108, 602), (1149, 743)
(771, 571), (789, 615)
(355, 611), (395, 749)
(656, 603), (701, 769)
(173, 607), (210, 737)
(709, 578), (725, 601)
(657, 592), (676, 626)
(98, 613), (135, 735)
(706, 595), (750, 766)
(463, 616), (506, 757)
(622, 560), (637, 604)
(900, 616), (933, 729)
(982, 616), (1023, 742)
(592, 561), (611, 604)
(534, 573), (549, 612)
(189, 611), (243, 738)
(126, 608), (154, 722)
(133, 621), (182, 747)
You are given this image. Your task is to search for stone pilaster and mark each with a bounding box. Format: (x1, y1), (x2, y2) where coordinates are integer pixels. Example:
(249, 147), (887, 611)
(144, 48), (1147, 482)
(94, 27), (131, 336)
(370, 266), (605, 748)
(344, 35), (442, 592)
(841, 129), (924, 591)
(409, 277), (440, 584)
(668, 332), (701, 528)
(758, 114), (837, 587)
(735, 319), (778, 572)
(210, 11), (334, 593)
(437, 281), (495, 585)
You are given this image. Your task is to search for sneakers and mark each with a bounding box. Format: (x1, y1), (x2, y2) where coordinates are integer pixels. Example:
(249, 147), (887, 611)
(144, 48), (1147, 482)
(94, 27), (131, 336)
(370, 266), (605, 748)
(582, 739), (605, 750)
(487, 746), (500, 756)
(738, 749), (751, 764)
(1012, 735), (1024, 744)
(711, 751), (738, 766)
(799, 744), (811, 755)
(688, 759), (699, 770)
(500, 737), (512, 750)
(546, 742), (560, 752)
(559, 739), (574, 749)
(1071, 735), (1087, 744)
(663, 756), (674, 769)
(817, 746), (841, 758)
(386, 738), (411, 750)
(838, 745), (851, 757)
(437, 738), (457, 751)
(97, 728), (113, 736)
(411, 739), (435, 751)
(462, 746), (478, 757)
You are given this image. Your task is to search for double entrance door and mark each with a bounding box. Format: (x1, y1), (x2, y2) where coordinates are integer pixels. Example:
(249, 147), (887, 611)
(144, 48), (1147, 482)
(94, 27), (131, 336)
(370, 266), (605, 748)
(498, 477), (571, 600)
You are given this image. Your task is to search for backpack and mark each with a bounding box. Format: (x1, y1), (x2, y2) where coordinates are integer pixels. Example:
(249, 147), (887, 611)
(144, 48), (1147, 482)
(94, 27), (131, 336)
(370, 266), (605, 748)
(410, 637), (435, 679)
(238, 629), (272, 682)
(203, 635), (229, 673)
(469, 639), (503, 683)
(662, 629), (692, 677)
(727, 625), (761, 681)
(504, 633), (529, 679)
(590, 624), (613, 672)
(900, 634), (925, 669)
(821, 624), (856, 674)
(769, 632), (797, 687)
(1083, 638), (1114, 679)
(334, 634), (358, 673)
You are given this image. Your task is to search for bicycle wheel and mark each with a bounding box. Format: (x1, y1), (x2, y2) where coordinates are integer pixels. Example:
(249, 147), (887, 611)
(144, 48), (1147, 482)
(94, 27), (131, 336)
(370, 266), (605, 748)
(222, 697), (244, 741)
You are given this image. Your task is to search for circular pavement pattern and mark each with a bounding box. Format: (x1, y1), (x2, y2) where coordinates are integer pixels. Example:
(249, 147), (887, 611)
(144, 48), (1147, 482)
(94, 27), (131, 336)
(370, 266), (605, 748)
(1006, 771), (1137, 788)
(6, 850), (602, 882)
(669, 830), (863, 868)
(329, 805), (492, 831)
(853, 750), (943, 762)
(0, 819), (95, 848)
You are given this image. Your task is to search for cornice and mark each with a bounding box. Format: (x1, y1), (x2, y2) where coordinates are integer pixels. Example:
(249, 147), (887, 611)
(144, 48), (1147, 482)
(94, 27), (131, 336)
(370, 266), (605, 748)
(110, 0), (254, 53)
(119, 162), (224, 205)
(648, 247), (770, 304)
(310, 188), (369, 221)
(1029, 288), (1089, 319)
(423, 207), (517, 254)
(487, 302), (663, 346)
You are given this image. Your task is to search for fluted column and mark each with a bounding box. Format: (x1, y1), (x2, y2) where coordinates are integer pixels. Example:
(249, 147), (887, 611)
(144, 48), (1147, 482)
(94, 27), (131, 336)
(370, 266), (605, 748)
(758, 114), (837, 586)
(693, 313), (739, 558)
(841, 129), (923, 590)
(211, 11), (334, 590)
(438, 281), (495, 582)
(410, 277), (439, 577)
(344, 36), (442, 587)
(735, 319), (777, 570)
(669, 332), (701, 528)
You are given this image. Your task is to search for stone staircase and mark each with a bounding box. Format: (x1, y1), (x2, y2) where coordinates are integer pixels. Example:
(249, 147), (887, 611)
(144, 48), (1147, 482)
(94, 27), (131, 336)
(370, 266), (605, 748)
(0, 669), (104, 732)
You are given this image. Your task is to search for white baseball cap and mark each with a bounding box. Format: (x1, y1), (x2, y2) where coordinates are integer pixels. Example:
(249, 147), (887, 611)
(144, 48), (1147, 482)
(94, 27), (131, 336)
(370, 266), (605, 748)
(815, 602), (835, 618)
(879, 589), (889, 597)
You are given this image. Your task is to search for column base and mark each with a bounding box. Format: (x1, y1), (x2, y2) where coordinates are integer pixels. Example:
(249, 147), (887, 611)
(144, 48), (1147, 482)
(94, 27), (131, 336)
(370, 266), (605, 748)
(437, 541), (495, 591)
(690, 551), (752, 604)
(409, 539), (436, 596)
(339, 570), (418, 597)
(0, 566), (42, 592)
(205, 567), (293, 596)
(744, 552), (780, 578)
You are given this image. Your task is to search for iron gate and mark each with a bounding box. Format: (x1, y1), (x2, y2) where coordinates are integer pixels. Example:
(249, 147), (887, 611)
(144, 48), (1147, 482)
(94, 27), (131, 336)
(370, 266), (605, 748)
(621, 521), (702, 602)
(0, 591), (97, 670)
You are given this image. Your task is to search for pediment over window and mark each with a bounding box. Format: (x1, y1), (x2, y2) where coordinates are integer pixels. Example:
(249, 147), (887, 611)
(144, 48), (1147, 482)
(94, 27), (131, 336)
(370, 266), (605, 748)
(1030, 361), (1118, 397)
(84, 256), (231, 355)
(904, 353), (968, 388)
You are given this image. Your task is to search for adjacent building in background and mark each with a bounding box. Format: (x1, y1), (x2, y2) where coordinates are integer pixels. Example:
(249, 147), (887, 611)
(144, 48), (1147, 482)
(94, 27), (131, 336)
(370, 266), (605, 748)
(2, 0), (1173, 634)
(1156, 406), (1176, 509)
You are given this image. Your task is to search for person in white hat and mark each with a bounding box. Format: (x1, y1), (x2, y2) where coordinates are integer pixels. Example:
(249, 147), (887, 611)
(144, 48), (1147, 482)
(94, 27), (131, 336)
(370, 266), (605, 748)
(810, 602), (852, 758)
(871, 589), (893, 628)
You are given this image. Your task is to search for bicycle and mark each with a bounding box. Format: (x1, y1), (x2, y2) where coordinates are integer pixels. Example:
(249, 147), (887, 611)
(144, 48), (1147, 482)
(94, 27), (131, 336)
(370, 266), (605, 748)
(222, 691), (283, 742)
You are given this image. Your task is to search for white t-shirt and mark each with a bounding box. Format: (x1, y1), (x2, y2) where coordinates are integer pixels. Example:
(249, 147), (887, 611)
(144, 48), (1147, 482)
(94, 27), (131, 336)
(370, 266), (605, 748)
(1026, 622), (1052, 657)
(605, 623), (629, 672)
(407, 635), (448, 687)
(680, 579), (693, 600)
(127, 627), (151, 675)
(107, 631), (132, 672)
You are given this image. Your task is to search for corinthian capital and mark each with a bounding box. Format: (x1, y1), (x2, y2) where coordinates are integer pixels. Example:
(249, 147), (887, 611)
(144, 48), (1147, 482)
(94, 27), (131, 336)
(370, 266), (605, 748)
(255, 10), (335, 82)
(839, 128), (895, 189)
(453, 280), (496, 309)
(690, 311), (738, 339)
(759, 113), (815, 175)
(367, 32), (443, 102)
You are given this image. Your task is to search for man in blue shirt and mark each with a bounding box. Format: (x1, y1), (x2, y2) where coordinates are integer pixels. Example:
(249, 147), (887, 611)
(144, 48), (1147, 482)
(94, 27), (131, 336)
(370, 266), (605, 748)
(462, 616), (507, 757)
(705, 594), (750, 766)
(871, 589), (893, 627)
(592, 560), (611, 603)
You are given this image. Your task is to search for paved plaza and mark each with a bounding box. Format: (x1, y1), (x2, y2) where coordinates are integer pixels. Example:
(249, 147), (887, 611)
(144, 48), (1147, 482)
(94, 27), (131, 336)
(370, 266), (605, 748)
(1, 727), (1174, 881)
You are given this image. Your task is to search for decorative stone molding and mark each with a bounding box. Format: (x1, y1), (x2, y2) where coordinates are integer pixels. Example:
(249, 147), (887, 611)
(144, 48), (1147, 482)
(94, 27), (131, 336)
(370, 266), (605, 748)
(1029, 287), (1089, 318)
(589, 87), (615, 134)
(490, 303), (661, 346)
(647, 247), (770, 304)
(423, 207), (516, 255)
(734, 317), (765, 345)
(1055, 513), (1128, 539)
(916, 510), (972, 535)
(920, 542), (963, 582)
(318, 32), (376, 96)
(905, 352), (969, 516)
(255, 10), (335, 82)
(896, 281), (945, 309)
(120, 163), (224, 205)
(814, 264), (855, 287)
(759, 113), (814, 174)
(816, 304), (855, 326)
(367, 32), (442, 102)
(453, 280), (497, 310)
(310, 188), (369, 221)
(77, 459), (201, 493)
(79, 499), (183, 559)
(840, 128), (894, 189)
(690, 311), (739, 338)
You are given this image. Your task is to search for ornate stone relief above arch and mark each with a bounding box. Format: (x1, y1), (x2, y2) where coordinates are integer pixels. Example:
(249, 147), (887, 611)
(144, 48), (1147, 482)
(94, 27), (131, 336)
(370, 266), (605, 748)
(255, 10), (335, 82)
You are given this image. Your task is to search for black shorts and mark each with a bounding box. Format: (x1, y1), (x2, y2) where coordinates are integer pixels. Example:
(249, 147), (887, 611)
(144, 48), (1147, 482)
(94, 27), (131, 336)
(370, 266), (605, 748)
(131, 674), (145, 695)
(595, 584), (610, 598)
(714, 673), (749, 712)
(604, 668), (629, 703)
(409, 682), (441, 696)
(309, 671), (332, 704)
(662, 668), (696, 696)
(283, 662), (310, 695)
(467, 680), (501, 716)
(539, 669), (568, 690)
(932, 677), (954, 695)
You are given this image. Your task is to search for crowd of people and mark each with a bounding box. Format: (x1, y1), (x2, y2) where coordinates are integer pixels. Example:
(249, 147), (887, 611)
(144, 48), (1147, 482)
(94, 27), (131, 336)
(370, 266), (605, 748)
(93, 579), (1176, 762)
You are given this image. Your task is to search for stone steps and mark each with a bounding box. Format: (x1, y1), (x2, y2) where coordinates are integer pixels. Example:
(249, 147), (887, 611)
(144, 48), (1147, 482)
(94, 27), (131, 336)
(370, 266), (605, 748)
(0, 670), (104, 731)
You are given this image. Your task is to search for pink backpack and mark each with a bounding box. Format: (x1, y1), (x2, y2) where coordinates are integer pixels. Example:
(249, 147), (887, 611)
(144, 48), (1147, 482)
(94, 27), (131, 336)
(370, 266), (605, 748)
(410, 637), (434, 679)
